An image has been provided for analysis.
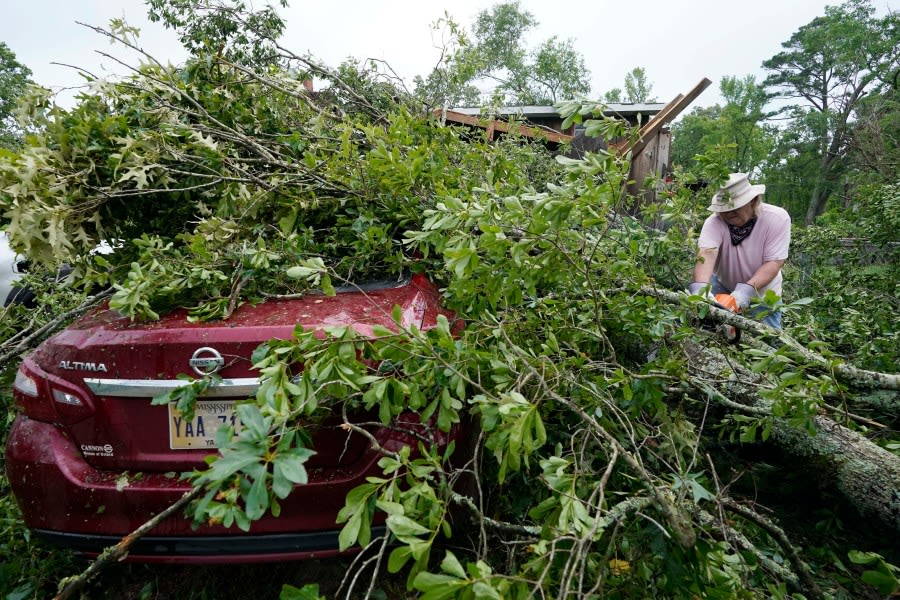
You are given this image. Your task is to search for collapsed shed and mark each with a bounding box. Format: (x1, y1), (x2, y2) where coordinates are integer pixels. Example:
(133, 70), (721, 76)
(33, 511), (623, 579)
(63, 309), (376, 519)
(438, 78), (712, 204)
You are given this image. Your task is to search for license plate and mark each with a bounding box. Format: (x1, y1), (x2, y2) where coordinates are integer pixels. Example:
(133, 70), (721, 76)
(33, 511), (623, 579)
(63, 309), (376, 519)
(168, 401), (242, 450)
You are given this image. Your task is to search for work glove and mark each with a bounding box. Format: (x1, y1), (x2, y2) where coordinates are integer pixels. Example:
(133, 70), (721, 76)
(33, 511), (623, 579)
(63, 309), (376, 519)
(730, 282), (756, 309)
(687, 282), (716, 302)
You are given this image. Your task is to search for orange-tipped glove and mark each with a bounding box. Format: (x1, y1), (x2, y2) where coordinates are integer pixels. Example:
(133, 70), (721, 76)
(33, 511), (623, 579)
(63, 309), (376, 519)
(714, 293), (740, 313)
(730, 283), (756, 309)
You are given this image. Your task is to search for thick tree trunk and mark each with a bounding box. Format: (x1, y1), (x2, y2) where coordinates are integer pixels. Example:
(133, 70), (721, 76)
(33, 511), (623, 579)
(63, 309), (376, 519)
(682, 339), (900, 532)
(805, 180), (828, 225)
(769, 414), (900, 529)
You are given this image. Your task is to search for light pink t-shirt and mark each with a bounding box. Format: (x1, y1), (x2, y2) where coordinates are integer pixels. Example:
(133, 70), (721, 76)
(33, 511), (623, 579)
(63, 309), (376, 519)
(698, 203), (791, 297)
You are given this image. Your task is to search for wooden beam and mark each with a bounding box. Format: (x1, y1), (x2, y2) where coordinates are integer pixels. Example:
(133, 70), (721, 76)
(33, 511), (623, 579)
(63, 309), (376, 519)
(437, 110), (573, 144)
(614, 78), (712, 157)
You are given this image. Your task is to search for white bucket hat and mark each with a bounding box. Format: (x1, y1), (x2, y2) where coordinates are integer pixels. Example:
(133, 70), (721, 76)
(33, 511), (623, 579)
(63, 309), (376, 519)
(707, 173), (766, 212)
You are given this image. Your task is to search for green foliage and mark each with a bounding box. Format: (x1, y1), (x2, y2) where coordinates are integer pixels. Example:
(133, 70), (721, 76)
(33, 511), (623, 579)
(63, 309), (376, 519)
(413, 552), (528, 599)
(146, 0), (289, 66)
(280, 583), (325, 600)
(601, 66), (658, 104)
(850, 86), (900, 183)
(414, 2), (591, 106)
(175, 111), (866, 596)
(848, 550), (900, 595)
(412, 13), (483, 109)
(784, 181), (900, 371)
(0, 41), (33, 150)
(670, 76), (775, 175)
(2, 3), (899, 598)
(762, 0), (900, 223)
(0, 49), (557, 320)
(623, 66), (655, 103)
(471, 2), (535, 74)
(188, 402), (316, 529)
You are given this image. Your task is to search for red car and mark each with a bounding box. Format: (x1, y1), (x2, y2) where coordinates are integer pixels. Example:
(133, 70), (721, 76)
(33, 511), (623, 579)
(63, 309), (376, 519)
(6, 273), (456, 563)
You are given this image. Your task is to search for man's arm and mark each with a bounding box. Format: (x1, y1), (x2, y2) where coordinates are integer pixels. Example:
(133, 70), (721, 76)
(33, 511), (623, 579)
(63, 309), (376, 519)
(746, 259), (785, 290)
(693, 247), (718, 283)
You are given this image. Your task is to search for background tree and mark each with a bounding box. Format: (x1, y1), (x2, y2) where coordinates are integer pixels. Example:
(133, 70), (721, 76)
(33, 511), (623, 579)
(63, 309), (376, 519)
(762, 0), (900, 224)
(413, 13), (484, 109)
(0, 42), (33, 150)
(522, 35), (590, 103)
(669, 104), (719, 166)
(623, 66), (655, 103)
(415, 1), (590, 106)
(847, 85), (900, 183)
(602, 87), (622, 103)
(601, 67), (656, 104)
(671, 75), (775, 175)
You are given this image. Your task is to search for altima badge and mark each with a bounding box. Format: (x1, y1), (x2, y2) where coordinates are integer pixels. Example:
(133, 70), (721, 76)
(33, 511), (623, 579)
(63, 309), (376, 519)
(189, 347), (225, 376)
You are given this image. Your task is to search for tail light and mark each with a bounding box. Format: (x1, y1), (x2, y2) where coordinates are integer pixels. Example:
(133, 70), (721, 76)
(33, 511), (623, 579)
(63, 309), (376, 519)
(13, 369), (38, 396)
(12, 362), (58, 422)
(12, 359), (95, 424)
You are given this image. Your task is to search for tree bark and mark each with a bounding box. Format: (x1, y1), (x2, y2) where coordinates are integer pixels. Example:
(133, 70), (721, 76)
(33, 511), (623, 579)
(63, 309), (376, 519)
(646, 286), (900, 391)
(805, 179), (829, 226)
(682, 339), (900, 533)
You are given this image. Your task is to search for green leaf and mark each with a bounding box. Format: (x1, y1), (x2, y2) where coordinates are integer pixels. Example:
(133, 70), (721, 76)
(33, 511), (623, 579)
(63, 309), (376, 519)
(272, 449), (313, 498)
(472, 581), (502, 599)
(338, 511), (362, 551)
(441, 551), (466, 579)
(386, 514), (431, 539)
(848, 550), (881, 565)
(236, 404), (268, 439)
(861, 570), (899, 595)
(279, 584), (323, 600)
(388, 545), (413, 573)
(245, 473), (269, 520)
(412, 572), (466, 600)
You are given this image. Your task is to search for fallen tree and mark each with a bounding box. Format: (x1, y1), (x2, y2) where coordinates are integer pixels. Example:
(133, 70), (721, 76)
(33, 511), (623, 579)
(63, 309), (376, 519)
(679, 331), (900, 533)
(1, 4), (899, 599)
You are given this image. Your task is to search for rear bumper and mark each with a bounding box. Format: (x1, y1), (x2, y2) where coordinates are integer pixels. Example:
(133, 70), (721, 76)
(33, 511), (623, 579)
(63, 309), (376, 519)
(33, 526), (387, 564)
(5, 416), (391, 562)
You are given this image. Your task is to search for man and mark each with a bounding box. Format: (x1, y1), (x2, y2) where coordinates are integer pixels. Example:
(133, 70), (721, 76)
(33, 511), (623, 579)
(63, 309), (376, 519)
(687, 173), (791, 328)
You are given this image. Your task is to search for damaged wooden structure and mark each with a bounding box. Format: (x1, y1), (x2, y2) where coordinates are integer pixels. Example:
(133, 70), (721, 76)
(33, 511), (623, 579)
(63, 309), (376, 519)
(438, 78), (712, 203)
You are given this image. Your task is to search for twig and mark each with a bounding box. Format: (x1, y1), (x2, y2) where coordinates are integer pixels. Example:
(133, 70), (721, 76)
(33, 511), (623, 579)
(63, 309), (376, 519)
(721, 499), (825, 599)
(339, 420), (399, 460)
(697, 508), (803, 591)
(0, 289), (113, 370)
(337, 532), (392, 600)
(540, 383), (696, 548)
(822, 402), (887, 429)
(54, 487), (202, 600)
(450, 492), (540, 536)
(691, 379), (771, 416)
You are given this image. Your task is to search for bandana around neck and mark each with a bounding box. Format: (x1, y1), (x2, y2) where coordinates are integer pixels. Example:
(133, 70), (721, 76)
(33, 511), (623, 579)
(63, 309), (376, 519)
(728, 216), (758, 246)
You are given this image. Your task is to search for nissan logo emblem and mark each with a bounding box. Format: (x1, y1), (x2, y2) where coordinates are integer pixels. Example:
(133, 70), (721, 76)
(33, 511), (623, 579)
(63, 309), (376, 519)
(189, 347), (225, 376)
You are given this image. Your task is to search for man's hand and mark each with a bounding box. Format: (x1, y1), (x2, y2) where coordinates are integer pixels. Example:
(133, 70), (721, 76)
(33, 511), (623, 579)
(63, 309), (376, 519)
(714, 294), (739, 312)
(687, 282), (716, 302)
(730, 283), (756, 309)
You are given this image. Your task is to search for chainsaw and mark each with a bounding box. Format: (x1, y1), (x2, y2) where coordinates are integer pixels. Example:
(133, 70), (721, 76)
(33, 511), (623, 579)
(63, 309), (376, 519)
(712, 293), (741, 343)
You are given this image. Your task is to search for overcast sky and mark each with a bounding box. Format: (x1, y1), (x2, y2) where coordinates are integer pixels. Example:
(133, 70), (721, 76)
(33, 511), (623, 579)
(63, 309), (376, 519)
(2, 0), (896, 110)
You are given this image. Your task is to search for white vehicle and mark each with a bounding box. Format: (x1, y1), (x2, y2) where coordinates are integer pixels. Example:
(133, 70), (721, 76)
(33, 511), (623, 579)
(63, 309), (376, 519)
(0, 231), (26, 305)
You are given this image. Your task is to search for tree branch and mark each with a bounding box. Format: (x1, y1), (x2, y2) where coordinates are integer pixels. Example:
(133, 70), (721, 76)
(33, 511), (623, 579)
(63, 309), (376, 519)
(721, 499), (824, 599)
(646, 286), (900, 390)
(54, 487), (202, 600)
